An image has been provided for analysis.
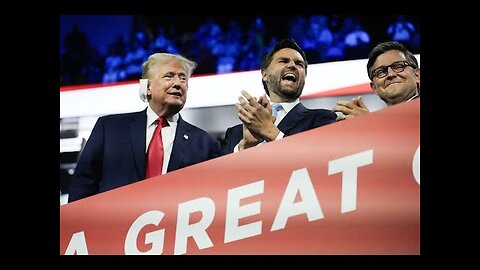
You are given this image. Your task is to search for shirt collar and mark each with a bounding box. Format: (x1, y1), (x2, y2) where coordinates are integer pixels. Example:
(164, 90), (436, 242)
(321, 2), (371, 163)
(406, 91), (419, 102)
(273, 99), (300, 115)
(146, 105), (179, 127)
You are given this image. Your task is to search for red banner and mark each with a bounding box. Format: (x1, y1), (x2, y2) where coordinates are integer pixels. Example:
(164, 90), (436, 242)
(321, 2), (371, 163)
(60, 99), (420, 255)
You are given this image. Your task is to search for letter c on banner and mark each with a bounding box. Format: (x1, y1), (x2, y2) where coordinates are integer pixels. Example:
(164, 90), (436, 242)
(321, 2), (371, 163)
(412, 145), (420, 185)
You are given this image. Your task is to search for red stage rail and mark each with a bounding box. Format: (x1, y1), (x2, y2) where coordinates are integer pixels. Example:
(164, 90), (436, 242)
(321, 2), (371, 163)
(60, 99), (420, 255)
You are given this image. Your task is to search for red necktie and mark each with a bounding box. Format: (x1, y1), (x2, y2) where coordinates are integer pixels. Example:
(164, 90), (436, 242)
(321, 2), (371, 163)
(145, 118), (168, 178)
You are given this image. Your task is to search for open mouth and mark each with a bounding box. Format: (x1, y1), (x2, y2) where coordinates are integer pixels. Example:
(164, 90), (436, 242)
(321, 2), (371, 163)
(168, 92), (182, 97)
(282, 73), (297, 83)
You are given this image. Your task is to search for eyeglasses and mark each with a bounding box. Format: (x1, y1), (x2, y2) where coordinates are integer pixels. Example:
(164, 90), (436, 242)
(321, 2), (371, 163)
(370, 61), (413, 79)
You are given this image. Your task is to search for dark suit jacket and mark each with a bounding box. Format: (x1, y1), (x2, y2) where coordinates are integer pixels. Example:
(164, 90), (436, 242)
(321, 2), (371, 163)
(68, 109), (220, 202)
(220, 103), (337, 154)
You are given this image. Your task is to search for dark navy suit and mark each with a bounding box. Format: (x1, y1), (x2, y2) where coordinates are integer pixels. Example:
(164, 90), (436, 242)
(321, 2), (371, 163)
(220, 103), (336, 154)
(68, 109), (220, 202)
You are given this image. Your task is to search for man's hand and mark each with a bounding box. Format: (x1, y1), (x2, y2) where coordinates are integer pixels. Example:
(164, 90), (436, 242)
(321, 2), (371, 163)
(236, 90), (279, 142)
(238, 124), (262, 150)
(332, 96), (370, 121)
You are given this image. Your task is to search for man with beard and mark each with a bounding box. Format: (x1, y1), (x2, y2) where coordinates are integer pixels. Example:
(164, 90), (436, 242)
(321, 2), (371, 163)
(220, 39), (337, 154)
(333, 41), (420, 121)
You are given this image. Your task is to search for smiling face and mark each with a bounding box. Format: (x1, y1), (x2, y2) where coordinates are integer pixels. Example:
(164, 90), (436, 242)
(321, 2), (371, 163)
(370, 50), (420, 106)
(262, 48), (306, 103)
(147, 59), (189, 117)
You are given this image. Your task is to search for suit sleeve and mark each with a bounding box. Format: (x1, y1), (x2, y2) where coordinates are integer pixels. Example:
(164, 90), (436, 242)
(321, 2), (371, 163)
(208, 135), (222, 160)
(68, 117), (105, 202)
(315, 110), (337, 127)
(219, 124), (242, 156)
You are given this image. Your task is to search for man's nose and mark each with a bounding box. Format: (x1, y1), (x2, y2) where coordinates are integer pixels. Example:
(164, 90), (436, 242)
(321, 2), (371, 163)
(171, 76), (181, 89)
(286, 60), (296, 69)
(386, 66), (397, 78)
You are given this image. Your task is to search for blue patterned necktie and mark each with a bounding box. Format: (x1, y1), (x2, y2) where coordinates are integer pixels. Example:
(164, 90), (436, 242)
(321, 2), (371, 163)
(272, 103), (283, 117)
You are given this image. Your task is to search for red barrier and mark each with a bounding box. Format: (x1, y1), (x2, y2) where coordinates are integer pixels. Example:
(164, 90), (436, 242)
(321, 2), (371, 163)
(60, 99), (420, 255)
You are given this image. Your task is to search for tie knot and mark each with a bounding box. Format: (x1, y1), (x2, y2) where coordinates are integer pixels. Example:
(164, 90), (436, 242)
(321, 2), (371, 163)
(155, 117), (168, 128)
(272, 103), (283, 117)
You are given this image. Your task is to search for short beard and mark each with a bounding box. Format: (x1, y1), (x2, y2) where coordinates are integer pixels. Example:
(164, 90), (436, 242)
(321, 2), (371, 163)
(281, 87), (302, 99)
(270, 77), (304, 100)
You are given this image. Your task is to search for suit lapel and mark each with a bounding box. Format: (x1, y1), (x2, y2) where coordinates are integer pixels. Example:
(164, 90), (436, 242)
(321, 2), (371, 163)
(129, 109), (147, 179)
(277, 103), (309, 135)
(168, 115), (192, 172)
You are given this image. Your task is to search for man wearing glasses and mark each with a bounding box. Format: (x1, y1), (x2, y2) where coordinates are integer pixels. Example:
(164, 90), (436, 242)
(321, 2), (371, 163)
(333, 41), (420, 121)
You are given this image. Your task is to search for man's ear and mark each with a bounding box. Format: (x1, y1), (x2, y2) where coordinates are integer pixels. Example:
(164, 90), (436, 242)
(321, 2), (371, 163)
(139, 79), (148, 102)
(415, 68), (420, 88)
(261, 70), (267, 83)
(369, 82), (376, 93)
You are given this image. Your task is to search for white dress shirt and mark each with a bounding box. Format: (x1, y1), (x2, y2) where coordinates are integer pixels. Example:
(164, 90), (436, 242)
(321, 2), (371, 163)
(406, 91), (419, 102)
(146, 106), (178, 174)
(272, 99), (300, 138)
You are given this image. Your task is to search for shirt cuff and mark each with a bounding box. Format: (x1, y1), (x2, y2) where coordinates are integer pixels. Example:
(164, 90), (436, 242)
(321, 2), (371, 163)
(234, 143), (240, 153)
(274, 131), (284, 141)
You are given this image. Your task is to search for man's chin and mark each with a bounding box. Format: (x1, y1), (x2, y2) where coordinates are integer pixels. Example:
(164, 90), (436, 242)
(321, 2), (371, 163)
(164, 102), (184, 113)
(281, 90), (301, 100)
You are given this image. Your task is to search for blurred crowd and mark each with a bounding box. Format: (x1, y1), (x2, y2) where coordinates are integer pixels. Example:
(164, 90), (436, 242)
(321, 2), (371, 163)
(60, 15), (419, 87)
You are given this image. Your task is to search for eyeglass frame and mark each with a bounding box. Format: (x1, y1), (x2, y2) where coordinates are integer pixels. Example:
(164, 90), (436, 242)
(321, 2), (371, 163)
(370, 60), (415, 80)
